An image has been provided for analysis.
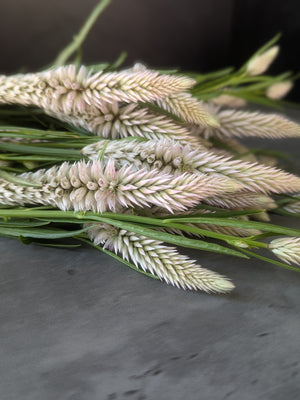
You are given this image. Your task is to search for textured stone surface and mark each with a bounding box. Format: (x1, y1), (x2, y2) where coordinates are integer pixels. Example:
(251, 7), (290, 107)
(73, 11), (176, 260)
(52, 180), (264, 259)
(0, 213), (300, 400)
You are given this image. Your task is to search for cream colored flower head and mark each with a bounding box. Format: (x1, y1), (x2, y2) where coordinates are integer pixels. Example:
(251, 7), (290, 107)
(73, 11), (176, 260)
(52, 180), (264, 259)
(269, 237), (300, 266)
(246, 46), (279, 76)
(266, 81), (293, 100)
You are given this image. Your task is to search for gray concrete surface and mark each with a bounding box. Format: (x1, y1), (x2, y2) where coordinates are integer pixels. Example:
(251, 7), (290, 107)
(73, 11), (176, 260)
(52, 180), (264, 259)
(0, 118), (300, 399)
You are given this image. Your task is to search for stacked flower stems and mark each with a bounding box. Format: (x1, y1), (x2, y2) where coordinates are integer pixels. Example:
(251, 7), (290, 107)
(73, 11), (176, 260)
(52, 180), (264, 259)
(0, 3), (299, 293)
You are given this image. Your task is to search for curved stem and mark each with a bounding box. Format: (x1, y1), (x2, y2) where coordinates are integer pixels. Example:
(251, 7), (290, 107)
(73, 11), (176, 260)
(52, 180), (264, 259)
(54, 0), (112, 66)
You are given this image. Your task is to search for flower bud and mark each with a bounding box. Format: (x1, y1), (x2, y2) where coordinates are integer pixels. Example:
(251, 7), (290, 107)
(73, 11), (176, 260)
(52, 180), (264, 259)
(246, 46), (279, 76)
(212, 94), (246, 108)
(266, 81), (293, 100)
(269, 237), (300, 266)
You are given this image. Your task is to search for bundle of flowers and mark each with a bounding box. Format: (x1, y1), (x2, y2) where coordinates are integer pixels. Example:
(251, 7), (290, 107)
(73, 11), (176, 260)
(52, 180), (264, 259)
(0, 0), (299, 293)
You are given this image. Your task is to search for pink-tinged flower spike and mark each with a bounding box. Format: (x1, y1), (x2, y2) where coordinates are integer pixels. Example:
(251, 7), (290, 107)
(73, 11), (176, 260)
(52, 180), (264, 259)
(83, 138), (300, 195)
(86, 223), (235, 293)
(0, 160), (240, 212)
(198, 105), (300, 139)
(269, 237), (300, 266)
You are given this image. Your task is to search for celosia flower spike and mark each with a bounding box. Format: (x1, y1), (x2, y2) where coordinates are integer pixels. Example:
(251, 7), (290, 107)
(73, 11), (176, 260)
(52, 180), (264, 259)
(0, 65), (195, 110)
(83, 138), (300, 195)
(198, 106), (300, 139)
(0, 160), (239, 212)
(87, 223), (235, 293)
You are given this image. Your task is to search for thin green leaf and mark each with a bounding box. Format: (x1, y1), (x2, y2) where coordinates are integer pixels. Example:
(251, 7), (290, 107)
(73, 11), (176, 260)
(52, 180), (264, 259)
(161, 209), (264, 219)
(33, 242), (81, 248)
(0, 226), (89, 239)
(0, 208), (248, 258)
(190, 67), (234, 84)
(0, 220), (50, 227)
(77, 236), (159, 280)
(138, 101), (183, 123)
(226, 91), (283, 108)
(0, 142), (82, 159)
(54, 0), (112, 66)
(110, 51), (128, 70)
(233, 246), (300, 272)
(81, 216), (249, 258)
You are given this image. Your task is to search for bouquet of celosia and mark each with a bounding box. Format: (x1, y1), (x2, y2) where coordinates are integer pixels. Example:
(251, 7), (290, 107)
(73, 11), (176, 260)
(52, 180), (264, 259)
(0, 0), (299, 293)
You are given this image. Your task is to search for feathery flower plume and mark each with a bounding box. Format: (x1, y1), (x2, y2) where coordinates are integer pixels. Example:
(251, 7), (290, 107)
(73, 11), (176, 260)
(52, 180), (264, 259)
(246, 45), (279, 76)
(87, 223), (234, 292)
(266, 81), (293, 100)
(198, 106), (300, 139)
(83, 138), (300, 194)
(269, 237), (300, 266)
(0, 65), (195, 109)
(0, 160), (238, 212)
(0, 65), (221, 136)
(156, 92), (219, 127)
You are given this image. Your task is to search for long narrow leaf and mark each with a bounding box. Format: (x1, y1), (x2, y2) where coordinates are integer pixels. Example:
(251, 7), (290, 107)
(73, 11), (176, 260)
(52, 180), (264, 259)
(163, 217), (300, 237)
(0, 226), (88, 239)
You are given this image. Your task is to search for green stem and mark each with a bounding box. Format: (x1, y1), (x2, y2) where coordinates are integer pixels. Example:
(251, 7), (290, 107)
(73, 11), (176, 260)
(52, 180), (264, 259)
(163, 216), (300, 237)
(54, 0), (112, 66)
(0, 208), (247, 258)
(232, 246), (300, 272)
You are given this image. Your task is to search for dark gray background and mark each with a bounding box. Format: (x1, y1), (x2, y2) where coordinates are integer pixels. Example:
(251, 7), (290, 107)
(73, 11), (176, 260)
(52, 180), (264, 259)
(0, 0), (299, 98)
